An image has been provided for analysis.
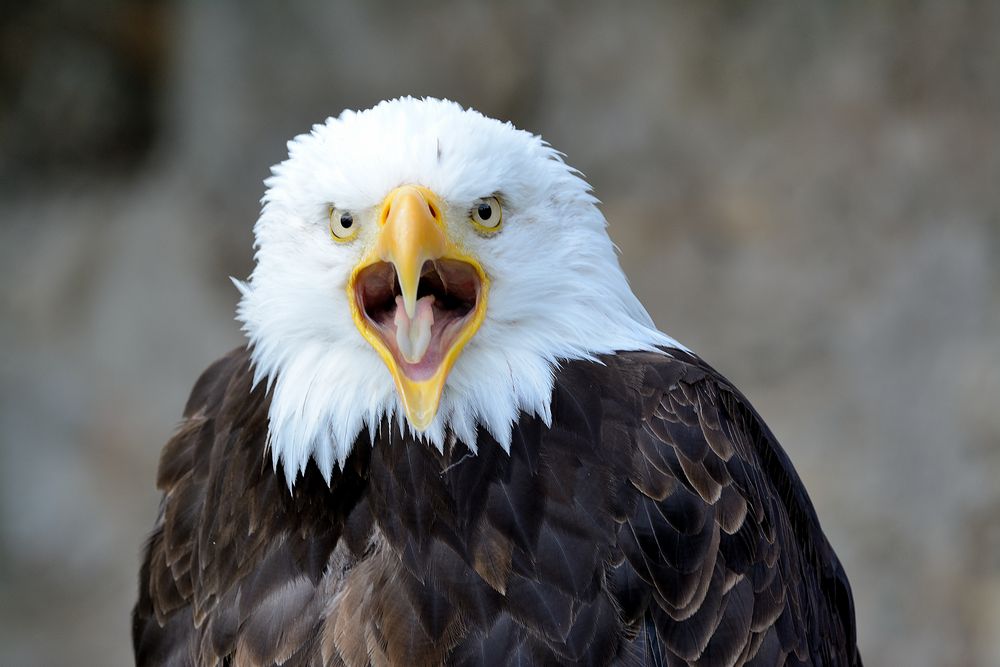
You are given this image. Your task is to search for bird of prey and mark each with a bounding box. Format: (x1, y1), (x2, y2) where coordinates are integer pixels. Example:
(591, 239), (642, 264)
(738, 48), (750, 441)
(133, 98), (861, 666)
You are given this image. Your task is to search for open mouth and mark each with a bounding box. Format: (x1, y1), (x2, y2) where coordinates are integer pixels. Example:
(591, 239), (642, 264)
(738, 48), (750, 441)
(354, 259), (483, 381)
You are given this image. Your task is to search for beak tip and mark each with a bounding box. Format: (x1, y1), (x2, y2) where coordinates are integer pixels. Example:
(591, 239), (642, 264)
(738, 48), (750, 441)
(408, 410), (434, 432)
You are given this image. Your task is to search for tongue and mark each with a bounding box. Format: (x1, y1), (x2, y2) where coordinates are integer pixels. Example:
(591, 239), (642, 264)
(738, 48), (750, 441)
(394, 295), (435, 363)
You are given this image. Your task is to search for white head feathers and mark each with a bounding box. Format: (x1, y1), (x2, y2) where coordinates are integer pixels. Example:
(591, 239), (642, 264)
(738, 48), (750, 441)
(235, 97), (677, 486)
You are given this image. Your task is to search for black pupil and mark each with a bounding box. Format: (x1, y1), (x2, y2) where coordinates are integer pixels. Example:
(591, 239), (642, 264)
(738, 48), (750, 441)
(340, 212), (353, 228)
(477, 203), (492, 220)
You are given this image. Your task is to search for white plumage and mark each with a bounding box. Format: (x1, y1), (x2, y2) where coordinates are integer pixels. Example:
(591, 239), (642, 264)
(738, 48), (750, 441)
(235, 97), (678, 485)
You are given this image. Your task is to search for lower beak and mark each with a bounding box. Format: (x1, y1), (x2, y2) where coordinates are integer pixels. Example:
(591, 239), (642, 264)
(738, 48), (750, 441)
(349, 185), (488, 431)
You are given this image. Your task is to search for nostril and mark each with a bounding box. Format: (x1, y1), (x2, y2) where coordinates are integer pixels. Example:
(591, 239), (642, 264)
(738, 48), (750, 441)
(427, 201), (438, 218)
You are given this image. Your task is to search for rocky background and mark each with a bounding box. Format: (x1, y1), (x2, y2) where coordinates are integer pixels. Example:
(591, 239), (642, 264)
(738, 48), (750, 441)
(2, 1), (999, 665)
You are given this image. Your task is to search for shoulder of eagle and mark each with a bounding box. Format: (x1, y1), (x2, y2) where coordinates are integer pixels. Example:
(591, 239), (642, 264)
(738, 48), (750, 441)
(133, 345), (860, 666)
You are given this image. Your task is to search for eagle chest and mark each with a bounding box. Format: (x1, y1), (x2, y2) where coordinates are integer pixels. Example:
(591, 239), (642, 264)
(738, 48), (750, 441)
(317, 417), (631, 666)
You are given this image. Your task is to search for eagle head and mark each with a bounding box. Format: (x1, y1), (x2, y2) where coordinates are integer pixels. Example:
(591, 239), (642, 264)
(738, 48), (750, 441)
(236, 98), (672, 485)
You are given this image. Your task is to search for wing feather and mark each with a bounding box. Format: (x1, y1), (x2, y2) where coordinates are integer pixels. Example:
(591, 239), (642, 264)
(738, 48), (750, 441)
(133, 348), (370, 666)
(607, 349), (860, 666)
(134, 346), (860, 666)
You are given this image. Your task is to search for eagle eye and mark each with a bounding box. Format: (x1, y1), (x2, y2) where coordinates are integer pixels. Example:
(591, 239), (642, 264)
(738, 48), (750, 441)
(330, 206), (358, 241)
(470, 196), (502, 232)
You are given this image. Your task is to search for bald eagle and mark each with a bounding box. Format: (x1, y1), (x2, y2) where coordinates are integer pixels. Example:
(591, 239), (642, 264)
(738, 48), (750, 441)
(133, 98), (861, 666)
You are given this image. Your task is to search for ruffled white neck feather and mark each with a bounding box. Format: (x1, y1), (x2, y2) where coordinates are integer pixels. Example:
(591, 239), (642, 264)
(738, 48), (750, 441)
(235, 98), (680, 487)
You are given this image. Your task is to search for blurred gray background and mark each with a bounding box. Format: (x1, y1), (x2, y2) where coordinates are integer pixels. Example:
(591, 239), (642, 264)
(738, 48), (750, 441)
(2, 1), (999, 665)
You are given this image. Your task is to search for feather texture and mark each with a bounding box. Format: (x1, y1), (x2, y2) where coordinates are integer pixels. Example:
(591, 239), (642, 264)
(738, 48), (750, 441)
(133, 347), (861, 666)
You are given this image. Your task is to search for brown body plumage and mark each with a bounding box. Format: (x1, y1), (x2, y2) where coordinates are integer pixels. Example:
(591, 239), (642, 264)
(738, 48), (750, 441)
(133, 346), (861, 666)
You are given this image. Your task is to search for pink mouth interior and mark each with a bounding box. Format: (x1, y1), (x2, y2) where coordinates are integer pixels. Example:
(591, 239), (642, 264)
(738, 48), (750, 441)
(355, 259), (481, 381)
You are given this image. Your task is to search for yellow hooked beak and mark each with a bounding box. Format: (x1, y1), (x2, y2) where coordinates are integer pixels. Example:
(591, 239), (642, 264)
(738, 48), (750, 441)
(349, 185), (489, 431)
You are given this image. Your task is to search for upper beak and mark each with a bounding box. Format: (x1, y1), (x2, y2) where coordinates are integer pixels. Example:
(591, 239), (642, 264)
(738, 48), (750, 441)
(373, 186), (448, 319)
(349, 185), (488, 431)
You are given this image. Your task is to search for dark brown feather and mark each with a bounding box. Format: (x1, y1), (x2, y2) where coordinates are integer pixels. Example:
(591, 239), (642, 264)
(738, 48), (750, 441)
(133, 346), (861, 666)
